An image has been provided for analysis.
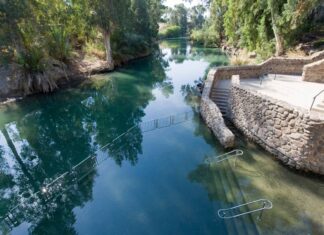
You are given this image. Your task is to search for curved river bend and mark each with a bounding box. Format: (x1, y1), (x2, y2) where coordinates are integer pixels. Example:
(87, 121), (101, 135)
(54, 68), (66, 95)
(0, 40), (323, 235)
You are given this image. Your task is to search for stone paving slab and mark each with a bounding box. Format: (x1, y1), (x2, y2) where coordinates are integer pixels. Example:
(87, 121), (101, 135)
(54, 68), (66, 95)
(240, 75), (324, 110)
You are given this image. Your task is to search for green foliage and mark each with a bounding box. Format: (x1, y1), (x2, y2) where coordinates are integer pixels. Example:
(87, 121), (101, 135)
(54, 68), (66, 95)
(47, 27), (71, 62)
(190, 26), (220, 47)
(165, 4), (188, 36)
(0, 0), (163, 92)
(196, 0), (322, 57)
(16, 48), (46, 74)
(189, 5), (206, 30)
(159, 25), (182, 39)
(112, 31), (150, 63)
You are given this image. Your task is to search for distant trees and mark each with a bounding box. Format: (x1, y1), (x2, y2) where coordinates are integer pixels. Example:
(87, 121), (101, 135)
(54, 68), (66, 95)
(189, 5), (206, 30)
(160, 3), (207, 39)
(159, 25), (182, 39)
(190, 0), (322, 56)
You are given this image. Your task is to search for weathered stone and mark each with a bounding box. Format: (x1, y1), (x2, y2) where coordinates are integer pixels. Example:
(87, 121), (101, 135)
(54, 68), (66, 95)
(290, 133), (302, 140)
(201, 51), (324, 175)
(281, 121), (288, 127)
(200, 70), (235, 148)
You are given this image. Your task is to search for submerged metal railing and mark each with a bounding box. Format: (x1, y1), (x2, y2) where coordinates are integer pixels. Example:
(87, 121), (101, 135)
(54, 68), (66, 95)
(204, 149), (243, 165)
(140, 111), (193, 133)
(0, 111), (194, 230)
(218, 199), (273, 220)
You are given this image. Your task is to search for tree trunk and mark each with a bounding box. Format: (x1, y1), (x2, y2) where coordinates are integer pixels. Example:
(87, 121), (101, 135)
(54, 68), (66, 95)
(103, 29), (114, 70)
(270, 3), (285, 56)
(273, 24), (285, 56)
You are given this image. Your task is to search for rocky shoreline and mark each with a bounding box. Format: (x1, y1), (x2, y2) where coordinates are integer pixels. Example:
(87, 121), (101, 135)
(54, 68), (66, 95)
(0, 51), (151, 104)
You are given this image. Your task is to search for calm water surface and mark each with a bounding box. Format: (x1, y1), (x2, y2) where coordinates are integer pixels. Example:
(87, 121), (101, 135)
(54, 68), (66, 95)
(0, 40), (323, 235)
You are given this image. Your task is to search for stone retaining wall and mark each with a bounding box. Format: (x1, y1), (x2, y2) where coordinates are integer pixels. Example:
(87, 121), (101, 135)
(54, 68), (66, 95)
(228, 77), (324, 174)
(210, 50), (324, 92)
(302, 59), (324, 83)
(200, 69), (235, 148)
(200, 50), (324, 174)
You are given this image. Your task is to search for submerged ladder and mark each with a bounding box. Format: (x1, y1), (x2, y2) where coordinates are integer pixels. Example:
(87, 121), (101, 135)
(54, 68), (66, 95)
(204, 149), (243, 165)
(218, 199), (273, 220)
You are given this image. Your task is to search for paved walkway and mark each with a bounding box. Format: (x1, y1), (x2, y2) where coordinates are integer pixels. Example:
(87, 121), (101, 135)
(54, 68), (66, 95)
(239, 75), (324, 110)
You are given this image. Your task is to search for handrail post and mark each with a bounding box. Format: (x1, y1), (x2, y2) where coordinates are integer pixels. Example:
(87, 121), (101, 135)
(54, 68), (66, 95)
(257, 201), (267, 221)
(310, 98), (316, 111)
(310, 89), (324, 111)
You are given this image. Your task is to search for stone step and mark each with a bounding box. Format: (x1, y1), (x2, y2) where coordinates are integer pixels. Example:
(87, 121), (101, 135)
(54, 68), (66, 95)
(212, 97), (228, 101)
(215, 88), (230, 91)
(210, 93), (229, 97)
(217, 104), (227, 109)
(211, 88), (229, 92)
(210, 90), (229, 96)
(210, 93), (229, 98)
(213, 94), (228, 98)
(213, 100), (228, 106)
(317, 104), (324, 109)
(312, 108), (324, 113)
(213, 99), (228, 104)
(212, 89), (229, 93)
(211, 97), (228, 102)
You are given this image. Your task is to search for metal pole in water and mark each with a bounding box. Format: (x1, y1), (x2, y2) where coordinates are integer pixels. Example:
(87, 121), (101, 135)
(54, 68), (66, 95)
(257, 201), (267, 221)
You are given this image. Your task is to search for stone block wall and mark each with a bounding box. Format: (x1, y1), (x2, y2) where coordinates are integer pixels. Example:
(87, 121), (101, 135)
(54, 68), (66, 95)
(228, 79), (324, 174)
(302, 59), (324, 83)
(200, 69), (235, 148)
(210, 50), (324, 93)
(201, 50), (324, 174)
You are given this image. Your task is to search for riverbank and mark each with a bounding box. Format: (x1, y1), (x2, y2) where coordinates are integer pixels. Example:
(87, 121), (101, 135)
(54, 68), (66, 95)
(221, 36), (324, 66)
(0, 50), (151, 104)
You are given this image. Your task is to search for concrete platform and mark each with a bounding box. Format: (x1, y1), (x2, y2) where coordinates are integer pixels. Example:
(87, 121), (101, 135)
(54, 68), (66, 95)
(240, 75), (324, 111)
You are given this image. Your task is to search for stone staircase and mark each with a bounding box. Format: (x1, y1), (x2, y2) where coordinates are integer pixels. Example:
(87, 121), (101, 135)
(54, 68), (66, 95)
(312, 99), (324, 114)
(210, 88), (230, 117)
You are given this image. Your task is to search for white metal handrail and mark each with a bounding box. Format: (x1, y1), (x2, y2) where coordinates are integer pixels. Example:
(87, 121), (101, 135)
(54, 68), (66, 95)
(218, 199), (273, 219)
(204, 149), (243, 165)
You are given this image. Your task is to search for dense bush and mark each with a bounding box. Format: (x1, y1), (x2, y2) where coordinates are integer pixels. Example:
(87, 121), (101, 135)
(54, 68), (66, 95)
(190, 26), (220, 47)
(159, 25), (182, 39)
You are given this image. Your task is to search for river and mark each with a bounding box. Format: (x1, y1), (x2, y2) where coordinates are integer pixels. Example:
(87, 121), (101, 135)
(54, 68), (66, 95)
(0, 39), (323, 235)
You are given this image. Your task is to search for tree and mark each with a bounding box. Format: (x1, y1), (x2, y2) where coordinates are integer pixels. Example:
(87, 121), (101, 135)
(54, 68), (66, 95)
(189, 4), (206, 30)
(169, 4), (188, 36)
(199, 0), (322, 56)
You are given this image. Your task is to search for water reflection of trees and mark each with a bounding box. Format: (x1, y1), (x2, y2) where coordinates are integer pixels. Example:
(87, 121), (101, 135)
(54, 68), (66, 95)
(161, 39), (229, 69)
(0, 52), (171, 234)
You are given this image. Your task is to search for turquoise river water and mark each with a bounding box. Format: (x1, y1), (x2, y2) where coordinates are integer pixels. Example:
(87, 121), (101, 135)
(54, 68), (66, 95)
(0, 40), (323, 235)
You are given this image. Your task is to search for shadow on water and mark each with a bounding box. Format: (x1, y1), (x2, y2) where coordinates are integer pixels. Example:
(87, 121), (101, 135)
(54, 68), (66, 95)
(0, 50), (174, 234)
